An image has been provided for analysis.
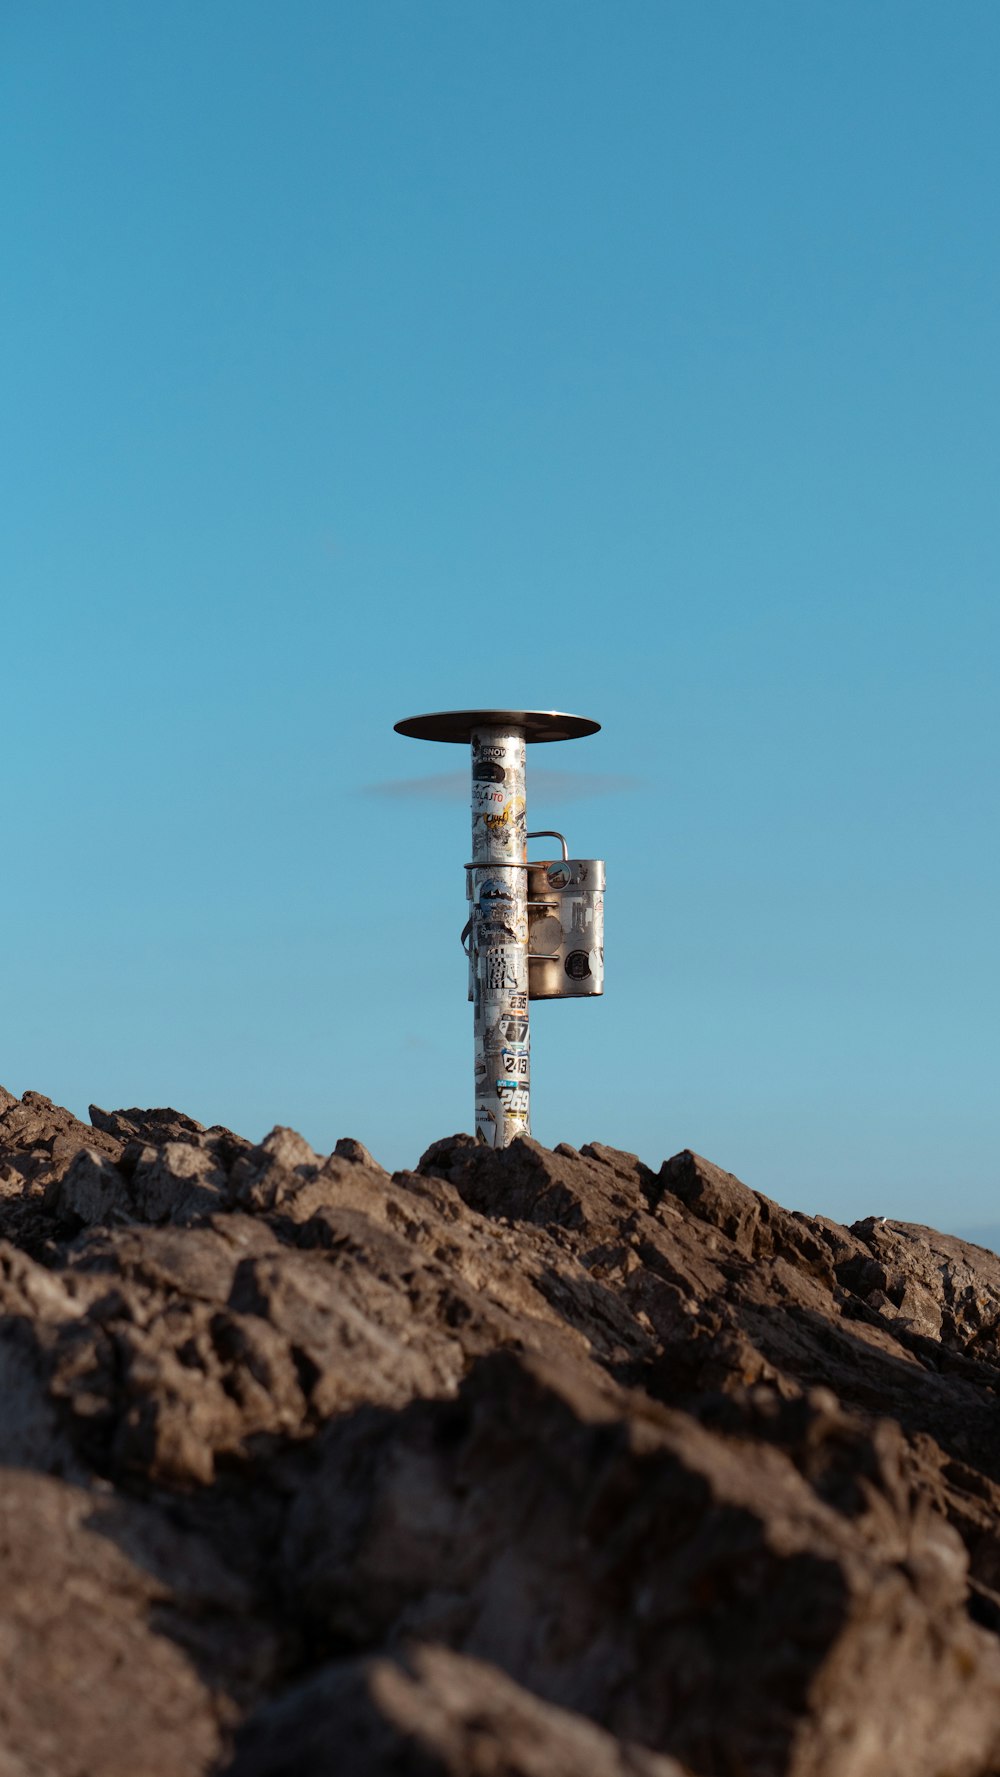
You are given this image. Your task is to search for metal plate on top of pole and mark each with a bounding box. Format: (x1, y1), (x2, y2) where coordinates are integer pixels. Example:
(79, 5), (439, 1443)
(393, 709), (603, 1149)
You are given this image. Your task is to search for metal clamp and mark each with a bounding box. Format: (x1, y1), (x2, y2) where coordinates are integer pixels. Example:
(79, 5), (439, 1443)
(462, 831), (575, 959)
(463, 830), (570, 871)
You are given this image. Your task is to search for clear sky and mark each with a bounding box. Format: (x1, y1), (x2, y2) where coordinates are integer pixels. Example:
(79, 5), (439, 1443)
(2, 2), (997, 1232)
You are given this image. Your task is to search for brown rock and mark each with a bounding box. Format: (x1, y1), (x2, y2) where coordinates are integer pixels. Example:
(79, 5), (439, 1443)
(1, 1086), (1000, 1776)
(279, 1349), (1000, 1777)
(226, 1643), (685, 1777)
(0, 1469), (276, 1777)
(47, 1145), (133, 1227)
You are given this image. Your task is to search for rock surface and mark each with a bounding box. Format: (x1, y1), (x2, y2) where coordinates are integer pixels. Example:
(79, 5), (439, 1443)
(1, 1088), (1000, 1774)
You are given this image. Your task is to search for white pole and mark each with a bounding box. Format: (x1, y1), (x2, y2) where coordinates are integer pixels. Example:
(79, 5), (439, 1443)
(469, 723), (530, 1146)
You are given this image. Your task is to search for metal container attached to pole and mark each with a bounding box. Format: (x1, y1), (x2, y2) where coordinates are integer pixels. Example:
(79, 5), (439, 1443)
(393, 708), (603, 1148)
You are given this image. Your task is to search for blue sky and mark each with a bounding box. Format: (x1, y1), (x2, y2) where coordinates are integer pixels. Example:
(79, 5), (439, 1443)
(2, 2), (997, 1230)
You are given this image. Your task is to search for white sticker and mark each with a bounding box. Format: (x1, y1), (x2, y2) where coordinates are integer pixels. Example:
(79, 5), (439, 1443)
(496, 1081), (529, 1112)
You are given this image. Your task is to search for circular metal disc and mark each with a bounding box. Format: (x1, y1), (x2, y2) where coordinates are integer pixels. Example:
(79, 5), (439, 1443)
(394, 709), (601, 744)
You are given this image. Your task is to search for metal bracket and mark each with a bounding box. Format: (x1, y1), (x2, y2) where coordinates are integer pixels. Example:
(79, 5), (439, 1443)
(463, 830), (570, 871)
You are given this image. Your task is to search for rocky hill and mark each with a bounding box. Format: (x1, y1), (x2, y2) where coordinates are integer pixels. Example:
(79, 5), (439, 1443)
(2, 1085), (1000, 1776)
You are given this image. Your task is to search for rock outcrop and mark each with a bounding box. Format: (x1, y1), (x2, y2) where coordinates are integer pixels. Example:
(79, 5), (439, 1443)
(1, 1087), (1000, 1775)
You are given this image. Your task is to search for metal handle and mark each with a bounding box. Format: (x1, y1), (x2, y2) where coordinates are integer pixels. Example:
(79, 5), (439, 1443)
(527, 830), (569, 862)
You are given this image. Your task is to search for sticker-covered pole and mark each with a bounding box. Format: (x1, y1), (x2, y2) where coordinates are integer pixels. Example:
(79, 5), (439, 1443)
(393, 707), (601, 1144)
(470, 724), (530, 1146)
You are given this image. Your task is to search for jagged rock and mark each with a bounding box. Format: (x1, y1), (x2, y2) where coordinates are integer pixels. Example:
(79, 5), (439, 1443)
(0, 1468), (276, 1777)
(0, 1090), (124, 1255)
(226, 1644), (685, 1776)
(45, 1219), (310, 1484)
(89, 1102), (209, 1146)
(231, 1124), (324, 1212)
(47, 1145), (133, 1226)
(0, 1090), (122, 1178)
(421, 1130), (654, 1240)
(333, 1135), (384, 1169)
(128, 1138), (230, 1223)
(278, 1349), (1000, 1777)
(1, 1085), (1000, 1776)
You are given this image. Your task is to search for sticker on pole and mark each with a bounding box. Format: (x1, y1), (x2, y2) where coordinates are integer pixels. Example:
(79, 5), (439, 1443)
(496, 1080), (529, 1112)
(481, 946), (527, 994)
(500, 1049), (529, 1078)
(475, 1105), (498, 1139)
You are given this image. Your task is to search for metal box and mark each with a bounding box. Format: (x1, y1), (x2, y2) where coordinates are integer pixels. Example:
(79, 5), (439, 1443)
(464, 835), (604, 1003)
(526, 856), (605, 999)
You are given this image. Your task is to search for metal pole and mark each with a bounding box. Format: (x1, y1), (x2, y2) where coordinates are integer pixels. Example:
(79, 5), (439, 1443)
(393, 708), (601, 1144)
(469, 723), (530, 1146)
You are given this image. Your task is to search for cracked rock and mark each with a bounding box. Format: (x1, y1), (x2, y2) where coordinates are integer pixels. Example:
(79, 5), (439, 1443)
(0, 1086), (998, 1776)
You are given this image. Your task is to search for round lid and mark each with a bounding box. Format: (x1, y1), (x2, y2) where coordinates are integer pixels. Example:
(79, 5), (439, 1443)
(394, 709), (601, 744)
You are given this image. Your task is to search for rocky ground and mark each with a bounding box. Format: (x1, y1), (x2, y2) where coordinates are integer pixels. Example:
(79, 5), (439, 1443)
(1, 1087), (1000, 1776)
